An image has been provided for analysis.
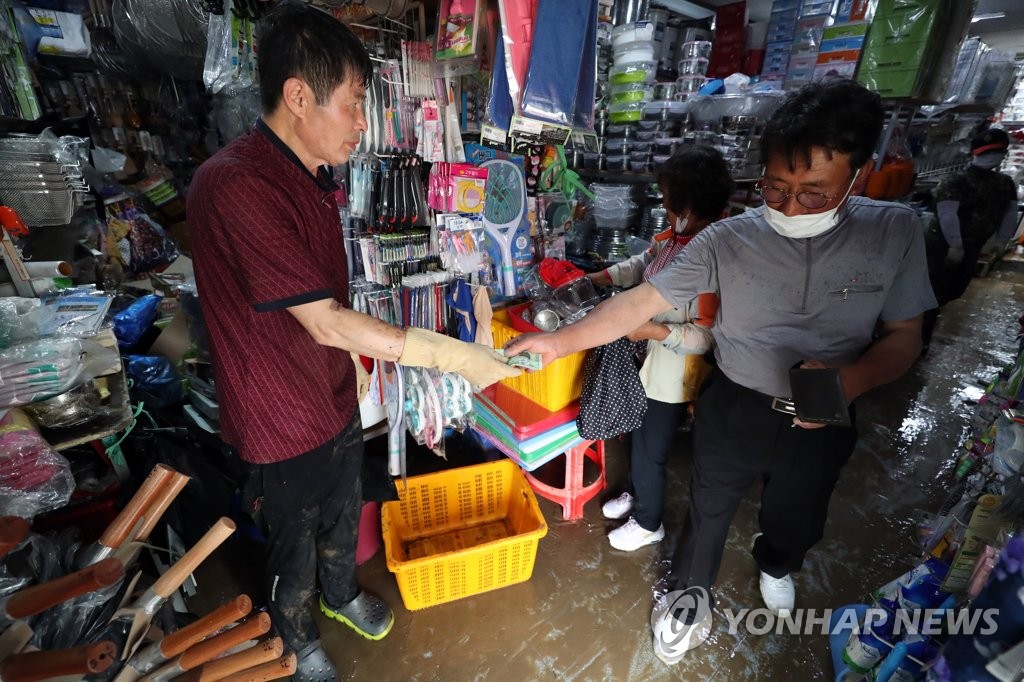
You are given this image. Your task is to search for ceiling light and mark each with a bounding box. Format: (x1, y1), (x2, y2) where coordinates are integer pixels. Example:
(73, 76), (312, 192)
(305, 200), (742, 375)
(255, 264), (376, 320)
(971, 12), (1006, 22)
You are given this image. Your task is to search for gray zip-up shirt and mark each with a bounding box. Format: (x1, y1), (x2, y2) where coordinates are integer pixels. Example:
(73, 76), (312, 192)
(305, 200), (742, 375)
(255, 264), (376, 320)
(648, 196), (937, 398)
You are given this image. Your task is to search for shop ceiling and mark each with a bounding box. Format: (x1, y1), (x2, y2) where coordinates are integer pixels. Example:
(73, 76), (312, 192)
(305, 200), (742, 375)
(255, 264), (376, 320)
(661, 0), (1024, 42)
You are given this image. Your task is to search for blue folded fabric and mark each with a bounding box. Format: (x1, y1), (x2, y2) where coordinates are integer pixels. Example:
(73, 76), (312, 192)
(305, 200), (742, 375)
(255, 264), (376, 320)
(520, 0), (592, 126)
(487, 23), (514, 130)
(571, 0), (598, 130)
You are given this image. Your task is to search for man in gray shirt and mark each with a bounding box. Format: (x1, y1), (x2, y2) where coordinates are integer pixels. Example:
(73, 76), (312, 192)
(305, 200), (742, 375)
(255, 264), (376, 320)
(507, 79), (936, 664)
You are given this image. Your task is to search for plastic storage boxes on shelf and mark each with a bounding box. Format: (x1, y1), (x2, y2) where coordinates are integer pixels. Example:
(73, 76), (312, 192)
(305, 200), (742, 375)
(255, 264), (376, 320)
(857, 0), (952, 99)
(609, 61), (656, 84)
(610, 81), (653, 104)
(614, 40), (656, 65)
(612, 20), (655, 48)
(815, 24), (868, 79)
(382, 459), (548, 610)
(609, 100), (645, 123)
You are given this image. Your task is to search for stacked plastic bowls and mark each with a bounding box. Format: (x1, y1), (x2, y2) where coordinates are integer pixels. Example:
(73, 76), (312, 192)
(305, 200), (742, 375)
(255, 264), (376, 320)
(591, 183), (637, 262)
(609, 20), (656, 125)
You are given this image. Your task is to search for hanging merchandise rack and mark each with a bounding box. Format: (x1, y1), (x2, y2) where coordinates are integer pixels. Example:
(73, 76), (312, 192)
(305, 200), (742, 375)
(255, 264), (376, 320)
(0, 134), (89, 226)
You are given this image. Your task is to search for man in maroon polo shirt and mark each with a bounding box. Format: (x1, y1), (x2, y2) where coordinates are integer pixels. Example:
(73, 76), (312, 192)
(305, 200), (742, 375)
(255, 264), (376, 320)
(186, 5), (518, 679)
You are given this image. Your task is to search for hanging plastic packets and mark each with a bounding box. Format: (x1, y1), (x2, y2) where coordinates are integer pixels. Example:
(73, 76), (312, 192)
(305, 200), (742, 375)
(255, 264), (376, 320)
(436, 214), (486, 277)
(400, 271), (454, 332)
(356, 230), (436, 287)
(427, 162), (488, 213)
(371, 154), (429, 232)
(403, 366), (474, 455)
(351, 278), (402, 326)
(434, 0), (484, 77)
(496, 0), (538, 116)
(483, 22), (514, 143)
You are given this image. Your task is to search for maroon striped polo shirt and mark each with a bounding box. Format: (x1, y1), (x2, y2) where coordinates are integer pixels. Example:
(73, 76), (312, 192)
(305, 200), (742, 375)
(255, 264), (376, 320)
(187, 120), (356, 464)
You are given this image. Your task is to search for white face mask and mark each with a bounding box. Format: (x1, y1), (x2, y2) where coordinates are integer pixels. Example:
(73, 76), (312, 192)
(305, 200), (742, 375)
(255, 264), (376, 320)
(673, 213), (689, 234)
(763, 177), (857, 239)
(971, 152), (1006, 170)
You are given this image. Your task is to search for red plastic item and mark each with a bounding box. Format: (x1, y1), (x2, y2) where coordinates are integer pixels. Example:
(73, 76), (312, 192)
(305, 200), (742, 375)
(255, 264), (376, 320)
(476, 383), (580, 440)
(0, 207), (28, 238)
(537, 258), (584, 288)
(355, 502), (381, 565)
(524, 440), (605, 521)
(507, 302), (541, 333)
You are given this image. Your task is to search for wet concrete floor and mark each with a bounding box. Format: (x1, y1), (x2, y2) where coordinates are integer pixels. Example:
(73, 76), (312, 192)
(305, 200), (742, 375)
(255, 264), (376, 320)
(194, 262), (1024, 681)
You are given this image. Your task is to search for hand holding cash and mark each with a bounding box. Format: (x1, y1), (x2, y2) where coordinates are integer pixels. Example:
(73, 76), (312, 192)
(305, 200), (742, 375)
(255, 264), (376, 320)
(496, 348), (544, 371)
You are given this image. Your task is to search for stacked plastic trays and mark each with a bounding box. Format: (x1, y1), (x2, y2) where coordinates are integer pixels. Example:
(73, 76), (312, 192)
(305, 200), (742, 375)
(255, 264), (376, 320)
(590, 183), (637, 263)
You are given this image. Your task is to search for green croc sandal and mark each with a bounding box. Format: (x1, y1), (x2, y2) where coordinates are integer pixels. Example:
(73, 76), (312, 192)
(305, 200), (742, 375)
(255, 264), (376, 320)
(319, 590), (394, 641)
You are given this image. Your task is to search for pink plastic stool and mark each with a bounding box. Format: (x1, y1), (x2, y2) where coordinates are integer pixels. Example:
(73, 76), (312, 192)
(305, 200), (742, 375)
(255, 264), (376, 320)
(523, 440), (605, 521)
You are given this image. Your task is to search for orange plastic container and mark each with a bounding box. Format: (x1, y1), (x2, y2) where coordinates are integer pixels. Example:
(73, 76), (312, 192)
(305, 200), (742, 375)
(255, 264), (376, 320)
(490, 309), (586, 411)
(382, 460), (548, 610)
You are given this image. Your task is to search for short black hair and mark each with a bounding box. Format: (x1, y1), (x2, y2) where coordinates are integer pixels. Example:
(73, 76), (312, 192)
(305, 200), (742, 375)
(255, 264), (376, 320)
(256, 2), (373, 114)
(761, 78), (883, 174)
(656, 146), (734, 222)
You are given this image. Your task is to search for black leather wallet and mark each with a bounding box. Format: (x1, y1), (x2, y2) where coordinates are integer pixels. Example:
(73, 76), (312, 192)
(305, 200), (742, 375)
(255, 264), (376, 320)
(788, 367), (851, 427)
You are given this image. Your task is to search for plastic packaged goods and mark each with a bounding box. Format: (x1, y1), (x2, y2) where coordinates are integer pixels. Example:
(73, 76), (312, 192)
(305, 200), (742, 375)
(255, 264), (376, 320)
(0, 338), (119, 410)
(519, 0), (594, 126)
(0, 410), (74, 518)
(572, 0), (599, 130)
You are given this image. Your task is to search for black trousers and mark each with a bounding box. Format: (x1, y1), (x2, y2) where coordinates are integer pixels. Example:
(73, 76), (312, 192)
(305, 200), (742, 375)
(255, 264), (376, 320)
(630, 398), (688, 531)
(669, 370), (858, 606)
(246, 413), (364, 652)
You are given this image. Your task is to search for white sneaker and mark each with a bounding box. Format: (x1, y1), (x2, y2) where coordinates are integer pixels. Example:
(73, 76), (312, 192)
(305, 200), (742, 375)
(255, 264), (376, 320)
(759, 571), (795, 615)
(651, 598), (712, 665)
(601, 492), (634, 520)
(608, 518), (665, 551)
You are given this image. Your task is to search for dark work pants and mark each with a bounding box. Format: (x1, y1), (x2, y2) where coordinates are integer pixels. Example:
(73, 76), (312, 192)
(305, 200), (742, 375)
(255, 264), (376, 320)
(669, 370), (858, 609)
(630, 398), (688, 532)
(247, 413), (364, 652)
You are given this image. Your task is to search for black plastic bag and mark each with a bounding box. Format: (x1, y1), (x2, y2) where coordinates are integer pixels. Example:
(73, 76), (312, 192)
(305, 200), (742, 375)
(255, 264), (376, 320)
(576, 337), (648, 440)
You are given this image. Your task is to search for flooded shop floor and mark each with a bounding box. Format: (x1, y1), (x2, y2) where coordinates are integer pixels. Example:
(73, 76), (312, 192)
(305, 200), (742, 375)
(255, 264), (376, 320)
(191, 262), (1024, 681)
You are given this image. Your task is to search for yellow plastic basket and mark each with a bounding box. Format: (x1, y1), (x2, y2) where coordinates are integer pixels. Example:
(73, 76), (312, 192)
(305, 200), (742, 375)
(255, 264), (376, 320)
(382, 460), (548, 610)
(490, 310), (586, 411)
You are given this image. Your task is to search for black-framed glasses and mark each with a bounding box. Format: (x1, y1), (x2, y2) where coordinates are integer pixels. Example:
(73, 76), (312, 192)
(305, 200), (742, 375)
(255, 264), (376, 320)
(755, 180), (839, 210)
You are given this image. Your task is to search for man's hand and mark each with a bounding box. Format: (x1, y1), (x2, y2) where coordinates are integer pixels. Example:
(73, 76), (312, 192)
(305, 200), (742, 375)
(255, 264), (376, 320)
(587, 270), (612, 287)
(945, 246), (965, 266)
(626, 321), (670, 343)
(504, 332), (563, 369)
(792, 359), (851, 430)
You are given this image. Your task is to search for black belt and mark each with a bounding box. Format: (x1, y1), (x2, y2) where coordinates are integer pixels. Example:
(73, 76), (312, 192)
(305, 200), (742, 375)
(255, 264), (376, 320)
(717, 371), (796, 417)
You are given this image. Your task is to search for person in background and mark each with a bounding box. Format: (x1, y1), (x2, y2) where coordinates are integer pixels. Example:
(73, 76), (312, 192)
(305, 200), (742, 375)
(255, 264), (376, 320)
(506, 79), (936, 665)
(186, 5), (518, 680)
(923, 128), (1019, 349)
(587, 146), (733, 552)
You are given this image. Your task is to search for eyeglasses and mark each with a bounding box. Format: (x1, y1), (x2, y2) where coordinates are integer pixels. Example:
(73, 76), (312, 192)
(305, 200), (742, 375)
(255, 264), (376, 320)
(755, 180), (841, 210)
